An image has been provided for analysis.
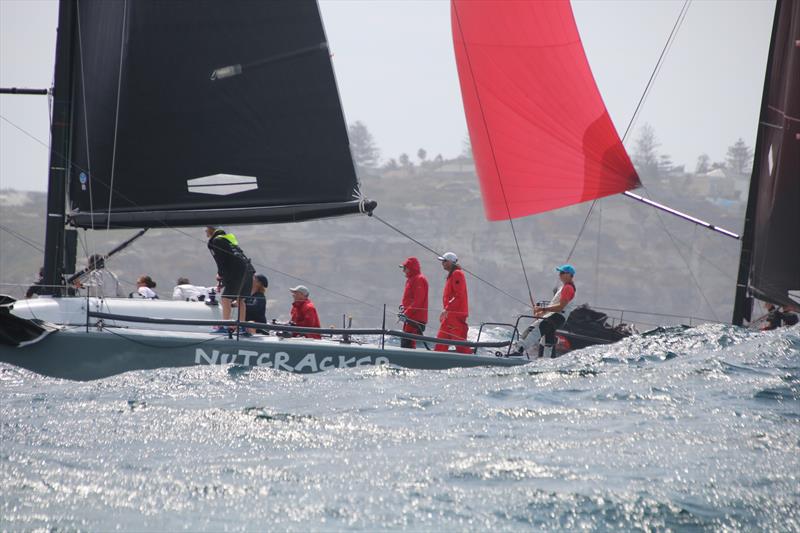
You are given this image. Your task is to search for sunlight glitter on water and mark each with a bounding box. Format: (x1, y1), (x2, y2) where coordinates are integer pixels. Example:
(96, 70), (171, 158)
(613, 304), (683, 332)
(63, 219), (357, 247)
(1, 324), (798, 530)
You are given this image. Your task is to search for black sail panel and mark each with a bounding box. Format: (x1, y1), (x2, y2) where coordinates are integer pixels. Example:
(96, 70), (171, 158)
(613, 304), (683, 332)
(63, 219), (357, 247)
(69, 0), (363, 228)
(746, 0), (800, 308)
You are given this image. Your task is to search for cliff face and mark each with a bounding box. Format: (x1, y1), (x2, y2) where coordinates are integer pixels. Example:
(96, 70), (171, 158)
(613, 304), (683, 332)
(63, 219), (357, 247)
(0, 167), (745, 329)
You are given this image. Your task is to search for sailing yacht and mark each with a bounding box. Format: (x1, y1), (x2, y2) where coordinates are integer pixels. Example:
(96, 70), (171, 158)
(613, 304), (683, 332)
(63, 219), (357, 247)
(1, 0), (797, 380)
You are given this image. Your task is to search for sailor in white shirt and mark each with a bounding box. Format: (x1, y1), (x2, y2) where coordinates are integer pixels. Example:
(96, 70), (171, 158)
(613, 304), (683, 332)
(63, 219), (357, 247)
(171, 277), (210, 301)
(134, 275), (159, 299)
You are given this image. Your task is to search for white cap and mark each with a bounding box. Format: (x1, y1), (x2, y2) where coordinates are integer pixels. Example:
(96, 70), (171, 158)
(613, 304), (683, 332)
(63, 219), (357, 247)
(289, 285), (309, 296)
(437, 252), (458, 263)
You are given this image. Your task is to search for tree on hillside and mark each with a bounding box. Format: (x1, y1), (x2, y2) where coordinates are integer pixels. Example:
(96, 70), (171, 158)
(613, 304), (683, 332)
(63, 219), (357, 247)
(658, 154), (674, 177)
(632, 123), (660, 178)
(725, 138), (753, 177)
(398, 153), (412, 168)
(695, 153), (711, 174)
(417, 148), (427, 164)
(348, 121), (380, 168)
(461, 133), (473, 159)
(383, 158), (399, 171)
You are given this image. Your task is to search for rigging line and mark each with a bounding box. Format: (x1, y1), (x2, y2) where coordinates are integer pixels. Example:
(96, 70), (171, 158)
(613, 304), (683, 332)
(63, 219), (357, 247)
(621, 0), (691, 142)
(452, 2), (535, 309)
(0, 224), (44, 252)
(0, 115), (376, 310)
(568, 1), (690, 269)
(654, 211), (737, 281)
(0, 114), (51, 150)
(372, 214), (530, 308)
(76, 2), (97, 250)
(106, 0), (128, 232)
(165, 225), (379, 309)
(594, 203), (602, 303)
(646, 195), (720, 321)
(564, 200), (597, 264)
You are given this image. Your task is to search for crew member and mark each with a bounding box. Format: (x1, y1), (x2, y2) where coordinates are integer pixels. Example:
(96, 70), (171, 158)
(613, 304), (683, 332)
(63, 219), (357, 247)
(172, 277), (209, 301)
(206, 226), (254, 334)
(516, 264), (577, 358)
(399, 257), (428, 349)
(763, 303), (799, 330)
(133, 275), (158, 299)
(244, 273), (268, 334)
(289, 285), (321, 340)
(434, 252), (471, 354)
(25, 267), (45, 298)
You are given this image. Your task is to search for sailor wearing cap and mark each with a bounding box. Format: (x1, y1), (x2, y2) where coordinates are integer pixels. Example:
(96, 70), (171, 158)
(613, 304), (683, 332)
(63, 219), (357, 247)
(434, 252), (471, 354)
(289, 285), (322, 339)
(516, 264), (577, 358)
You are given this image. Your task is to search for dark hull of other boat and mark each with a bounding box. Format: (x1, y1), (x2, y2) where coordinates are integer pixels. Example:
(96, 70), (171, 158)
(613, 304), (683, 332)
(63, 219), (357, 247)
(0, 328), (528, 381)
(554, 328), (626, 356)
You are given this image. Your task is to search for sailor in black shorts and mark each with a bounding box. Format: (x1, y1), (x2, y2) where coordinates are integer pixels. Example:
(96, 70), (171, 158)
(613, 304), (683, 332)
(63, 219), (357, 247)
(206, 226), (255, 334)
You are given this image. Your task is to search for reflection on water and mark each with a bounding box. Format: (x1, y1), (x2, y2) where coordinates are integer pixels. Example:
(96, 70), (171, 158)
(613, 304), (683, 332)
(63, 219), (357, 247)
(1, 324), (798, 530)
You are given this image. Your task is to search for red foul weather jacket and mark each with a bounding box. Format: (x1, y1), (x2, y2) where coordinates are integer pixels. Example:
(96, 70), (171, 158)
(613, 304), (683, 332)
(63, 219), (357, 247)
(442, 266), (468, 321)
(401, 257), (428, 325)
(291, 299), (321, 339)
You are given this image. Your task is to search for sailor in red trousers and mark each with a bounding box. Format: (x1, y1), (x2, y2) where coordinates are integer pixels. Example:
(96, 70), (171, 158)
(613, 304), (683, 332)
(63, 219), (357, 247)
(399, 257), (428, 349)
(434, 252), (471, 354)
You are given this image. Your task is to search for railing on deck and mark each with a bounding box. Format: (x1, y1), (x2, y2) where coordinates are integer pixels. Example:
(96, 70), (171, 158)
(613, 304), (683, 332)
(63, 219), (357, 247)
(86, 311), (511, 353)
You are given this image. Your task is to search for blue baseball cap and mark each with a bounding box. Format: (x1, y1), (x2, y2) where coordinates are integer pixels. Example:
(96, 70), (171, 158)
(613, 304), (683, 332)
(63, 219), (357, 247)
(556, 264), (576, 275)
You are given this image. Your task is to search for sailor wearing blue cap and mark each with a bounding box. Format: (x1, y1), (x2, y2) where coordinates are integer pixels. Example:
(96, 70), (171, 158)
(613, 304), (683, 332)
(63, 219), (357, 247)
(514, 264), (577, 358)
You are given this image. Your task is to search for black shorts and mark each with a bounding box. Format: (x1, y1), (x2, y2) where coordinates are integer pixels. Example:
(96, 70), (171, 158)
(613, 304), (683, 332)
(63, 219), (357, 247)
(221, 268), (254, 299)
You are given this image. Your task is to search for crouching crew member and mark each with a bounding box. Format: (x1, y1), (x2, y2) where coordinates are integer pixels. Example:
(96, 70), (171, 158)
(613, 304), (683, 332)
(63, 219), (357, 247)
(434, 252), (471, 354)
(516, 264), (577, 358)
(244, 273), (268, 334)
(206, 226), (255, 334)
(399, 257), (428, 349)
(289, 285), (321, 340)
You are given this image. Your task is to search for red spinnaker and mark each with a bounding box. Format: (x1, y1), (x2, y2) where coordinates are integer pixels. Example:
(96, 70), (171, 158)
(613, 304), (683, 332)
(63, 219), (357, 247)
(452, 0), (640, 221)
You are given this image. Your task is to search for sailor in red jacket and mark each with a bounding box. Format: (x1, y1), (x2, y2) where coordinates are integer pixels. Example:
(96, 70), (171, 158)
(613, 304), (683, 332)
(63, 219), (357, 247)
(289, 285), (321, 339)
(434, 252), (471, 354)
(399, 257), (429, 349)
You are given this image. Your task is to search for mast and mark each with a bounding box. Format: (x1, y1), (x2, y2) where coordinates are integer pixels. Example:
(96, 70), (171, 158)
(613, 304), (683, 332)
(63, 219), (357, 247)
(42, 0), (76, 296)
(732, 0), (783, 326)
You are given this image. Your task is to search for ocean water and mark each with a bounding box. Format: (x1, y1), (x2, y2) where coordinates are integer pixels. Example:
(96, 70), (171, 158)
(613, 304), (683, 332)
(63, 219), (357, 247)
(1, 323), (798, 531)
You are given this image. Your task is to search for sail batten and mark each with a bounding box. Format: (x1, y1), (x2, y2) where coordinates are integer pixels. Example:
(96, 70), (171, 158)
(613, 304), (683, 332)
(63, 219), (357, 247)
(68, 0), (362, 228)
(451, 0), (640, 221)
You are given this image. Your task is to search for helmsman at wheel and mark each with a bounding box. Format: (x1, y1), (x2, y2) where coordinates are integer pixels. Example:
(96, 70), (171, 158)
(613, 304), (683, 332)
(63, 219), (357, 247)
(516, 264), (577, 358)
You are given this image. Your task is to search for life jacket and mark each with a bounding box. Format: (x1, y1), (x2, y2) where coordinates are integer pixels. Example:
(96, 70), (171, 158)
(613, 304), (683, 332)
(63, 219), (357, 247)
(212, 231), (250, 263)
(544, 281), (576, 318)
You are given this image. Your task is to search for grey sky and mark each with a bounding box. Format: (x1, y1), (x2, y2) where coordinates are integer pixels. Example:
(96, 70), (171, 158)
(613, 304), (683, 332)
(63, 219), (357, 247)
(0, 0), (775, 192)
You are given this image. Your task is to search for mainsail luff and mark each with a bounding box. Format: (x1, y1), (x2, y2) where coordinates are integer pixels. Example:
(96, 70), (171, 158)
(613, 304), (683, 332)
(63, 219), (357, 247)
(67, 0), (367, 229)
(42, 0), (76, 294)
(733, 0), (800, 323)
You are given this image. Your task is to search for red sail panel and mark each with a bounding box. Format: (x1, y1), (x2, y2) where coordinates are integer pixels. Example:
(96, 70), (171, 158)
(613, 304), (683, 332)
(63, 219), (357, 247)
(451, 0), (640, 221)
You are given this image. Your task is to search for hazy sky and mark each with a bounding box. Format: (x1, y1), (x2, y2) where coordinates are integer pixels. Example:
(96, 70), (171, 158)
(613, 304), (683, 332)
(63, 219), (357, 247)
(0, 0), (775, 192)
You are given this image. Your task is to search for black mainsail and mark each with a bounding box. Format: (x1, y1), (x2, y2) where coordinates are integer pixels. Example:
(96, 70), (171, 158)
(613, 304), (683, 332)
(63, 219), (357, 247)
(733, 0), (800, 324)
(66, 0), (369, 228)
